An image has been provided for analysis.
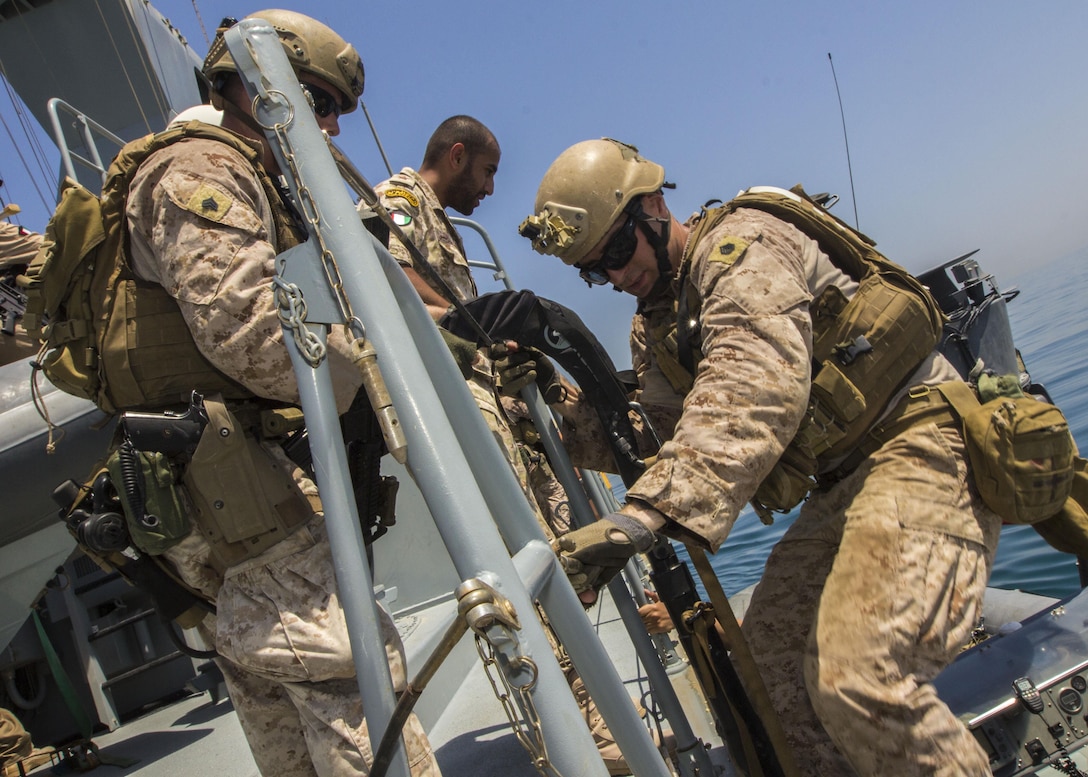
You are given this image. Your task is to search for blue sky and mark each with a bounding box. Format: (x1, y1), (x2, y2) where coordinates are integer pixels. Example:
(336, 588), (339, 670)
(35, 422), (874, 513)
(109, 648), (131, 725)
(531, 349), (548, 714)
(2, 1), (1086, 364)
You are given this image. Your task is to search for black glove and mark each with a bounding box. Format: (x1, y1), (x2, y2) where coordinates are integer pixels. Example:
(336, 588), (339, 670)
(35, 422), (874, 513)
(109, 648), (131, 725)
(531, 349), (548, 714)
(491, 343), (564, 403)
(438, 328), (478, 379)
(555, 513), (655, 594)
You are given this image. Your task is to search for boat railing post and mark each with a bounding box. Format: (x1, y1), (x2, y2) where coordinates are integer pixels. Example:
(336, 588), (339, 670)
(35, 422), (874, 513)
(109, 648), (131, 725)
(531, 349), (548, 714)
(225, 20), (659, 777)
(224, 24), (414, 777)
(449, 216), (514, 290)
(46, 98), (125, 189)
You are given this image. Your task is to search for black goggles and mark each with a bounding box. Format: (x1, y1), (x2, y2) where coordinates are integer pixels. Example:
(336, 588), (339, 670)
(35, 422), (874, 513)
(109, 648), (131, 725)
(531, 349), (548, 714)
(300, 82), (342, 119)
(577, 213), (640, 286)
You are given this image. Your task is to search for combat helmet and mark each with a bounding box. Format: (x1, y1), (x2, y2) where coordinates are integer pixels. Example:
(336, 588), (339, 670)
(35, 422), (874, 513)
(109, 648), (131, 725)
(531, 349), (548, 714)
(519, 138), (665, 267)
(202, 10), (364, 114)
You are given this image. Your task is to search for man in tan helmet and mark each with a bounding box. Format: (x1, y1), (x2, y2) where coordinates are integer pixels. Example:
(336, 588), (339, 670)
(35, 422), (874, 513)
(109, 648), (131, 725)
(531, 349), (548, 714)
(520, 138), (1002, 777)
(114, 11), (438, 776)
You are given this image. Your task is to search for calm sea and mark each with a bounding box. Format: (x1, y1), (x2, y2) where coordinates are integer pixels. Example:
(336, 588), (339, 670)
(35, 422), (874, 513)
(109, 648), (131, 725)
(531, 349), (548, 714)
(688, 246), (1088, 600)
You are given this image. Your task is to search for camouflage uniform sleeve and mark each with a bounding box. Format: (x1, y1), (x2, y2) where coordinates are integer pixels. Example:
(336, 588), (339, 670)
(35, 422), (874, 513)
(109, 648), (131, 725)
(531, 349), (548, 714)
(557, 388), (624, 473)
(374, 182), (423, 268)
(556, 352), (681, 476)
(626, 209), (814, 551)
(127, 139), (362, 410)
(0, 222), (42, 268)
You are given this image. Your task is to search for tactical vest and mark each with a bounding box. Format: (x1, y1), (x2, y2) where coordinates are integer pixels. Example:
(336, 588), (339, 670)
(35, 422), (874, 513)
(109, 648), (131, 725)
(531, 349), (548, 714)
(21, 122), (305, 413)
(653, 185), (946, 519)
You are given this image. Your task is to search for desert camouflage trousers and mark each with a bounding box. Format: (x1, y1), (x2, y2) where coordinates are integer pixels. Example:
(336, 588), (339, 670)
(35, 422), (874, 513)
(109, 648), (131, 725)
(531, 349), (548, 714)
(213, 517), (439, 777)
(741, 421), (1001, 777)
(467, 370), (639, 771)
(467, 369), (570, 540)
(165, 442), (439, 777)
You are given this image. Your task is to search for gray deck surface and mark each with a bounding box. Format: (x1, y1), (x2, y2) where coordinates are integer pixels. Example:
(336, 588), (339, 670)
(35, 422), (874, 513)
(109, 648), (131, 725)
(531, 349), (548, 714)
(22, 693), (258, 776)
(19, 587), (729, 776)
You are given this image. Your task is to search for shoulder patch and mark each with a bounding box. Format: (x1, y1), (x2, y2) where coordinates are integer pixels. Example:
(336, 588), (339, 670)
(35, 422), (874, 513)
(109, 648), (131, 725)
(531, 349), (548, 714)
(383, 187), (420, 209)
(186, 184), (234, 223)
(390, 210), (412, 227)
(708, 235), (751, 267)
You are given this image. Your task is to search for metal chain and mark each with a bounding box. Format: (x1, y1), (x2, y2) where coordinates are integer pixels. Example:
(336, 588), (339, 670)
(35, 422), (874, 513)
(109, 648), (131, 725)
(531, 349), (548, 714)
(474, 633), (565, 777)
(255, 89), (365, 366)
(273, 276), (326, 367)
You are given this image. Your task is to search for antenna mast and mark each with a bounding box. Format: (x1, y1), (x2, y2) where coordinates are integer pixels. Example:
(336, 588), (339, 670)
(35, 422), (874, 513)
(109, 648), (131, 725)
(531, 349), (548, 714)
(362, 101), (395, 178)
(827, 52), (859, 230)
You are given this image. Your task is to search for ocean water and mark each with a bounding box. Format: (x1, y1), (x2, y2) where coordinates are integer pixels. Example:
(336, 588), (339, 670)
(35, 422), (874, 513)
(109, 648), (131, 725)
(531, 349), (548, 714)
(693, 246), (1088, 600)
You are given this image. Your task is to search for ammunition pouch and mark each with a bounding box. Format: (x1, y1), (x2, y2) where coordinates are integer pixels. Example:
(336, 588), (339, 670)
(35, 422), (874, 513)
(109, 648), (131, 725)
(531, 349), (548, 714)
(182, 395), (312, 571)
(938, 378), (1076, 525)
(747, 274), (943, 520)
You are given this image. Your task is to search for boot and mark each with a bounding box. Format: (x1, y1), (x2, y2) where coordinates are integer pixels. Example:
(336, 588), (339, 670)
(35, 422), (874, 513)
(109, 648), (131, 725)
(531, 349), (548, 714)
(564, 662), (674, 775)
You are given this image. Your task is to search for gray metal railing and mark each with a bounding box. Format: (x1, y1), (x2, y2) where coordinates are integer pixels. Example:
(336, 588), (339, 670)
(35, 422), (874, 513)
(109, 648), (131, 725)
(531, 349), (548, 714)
(47, 98), (125, 188)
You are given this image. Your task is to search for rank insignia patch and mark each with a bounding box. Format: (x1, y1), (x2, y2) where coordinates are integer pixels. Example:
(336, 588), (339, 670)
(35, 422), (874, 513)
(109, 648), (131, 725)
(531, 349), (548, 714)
(187, 184), (233, 222)
(710, 235), (750, 267)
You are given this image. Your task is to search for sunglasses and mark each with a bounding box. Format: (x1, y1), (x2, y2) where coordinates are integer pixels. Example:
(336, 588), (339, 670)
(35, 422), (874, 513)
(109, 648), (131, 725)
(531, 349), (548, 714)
(578, 213), (640, 285)
(299, 82), (342, 119)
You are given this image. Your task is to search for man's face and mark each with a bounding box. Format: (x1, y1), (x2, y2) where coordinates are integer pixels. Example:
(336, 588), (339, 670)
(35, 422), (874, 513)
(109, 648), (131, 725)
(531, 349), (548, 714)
(447, 145), (500, 216)
(298, 73), (348, 137)
(579, 216), (660, 299)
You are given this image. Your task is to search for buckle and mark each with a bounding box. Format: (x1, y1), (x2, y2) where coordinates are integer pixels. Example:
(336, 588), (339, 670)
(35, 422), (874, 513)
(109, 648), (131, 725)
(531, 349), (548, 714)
(907, 384), (932, 400)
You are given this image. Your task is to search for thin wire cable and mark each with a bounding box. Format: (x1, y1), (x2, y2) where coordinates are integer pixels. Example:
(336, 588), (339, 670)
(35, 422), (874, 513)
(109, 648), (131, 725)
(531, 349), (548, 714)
(94, 0), (157, 135)
(0, 70), (54, 214)
(189, 0), (211, 48)
(828, 52), (859, 230)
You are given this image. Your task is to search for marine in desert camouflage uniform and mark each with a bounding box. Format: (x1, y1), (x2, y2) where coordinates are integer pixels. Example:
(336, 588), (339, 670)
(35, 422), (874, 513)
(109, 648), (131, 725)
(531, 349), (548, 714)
(122, 12), (439, 776)
(521, 138), (1001, 777)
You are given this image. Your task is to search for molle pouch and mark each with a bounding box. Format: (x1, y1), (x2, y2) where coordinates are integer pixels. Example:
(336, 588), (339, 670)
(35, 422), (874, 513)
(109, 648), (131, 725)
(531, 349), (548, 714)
(182, 395), (311, 567)
(805, 271), (942, 461)
(751, 450), (817, 524)
(941, 380), (1076, 525)
(792, 361), (866, 460)
(106, 444), (191, 555)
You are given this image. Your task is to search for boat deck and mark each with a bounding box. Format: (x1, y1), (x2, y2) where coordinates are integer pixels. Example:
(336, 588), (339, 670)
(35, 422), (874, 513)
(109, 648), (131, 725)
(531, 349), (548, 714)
(16, 588), (729, 777)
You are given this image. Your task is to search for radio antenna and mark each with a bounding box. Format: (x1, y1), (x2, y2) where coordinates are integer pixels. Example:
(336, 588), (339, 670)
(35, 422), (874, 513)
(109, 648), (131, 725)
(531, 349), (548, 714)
(827, 52), (859, 230)
(362, 101), (395, 178)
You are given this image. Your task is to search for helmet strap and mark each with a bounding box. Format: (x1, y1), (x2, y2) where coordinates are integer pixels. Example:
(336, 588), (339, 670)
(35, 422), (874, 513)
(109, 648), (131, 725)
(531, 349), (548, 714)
(627, 198), (673, 299)
(218, 95), (266, 137)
